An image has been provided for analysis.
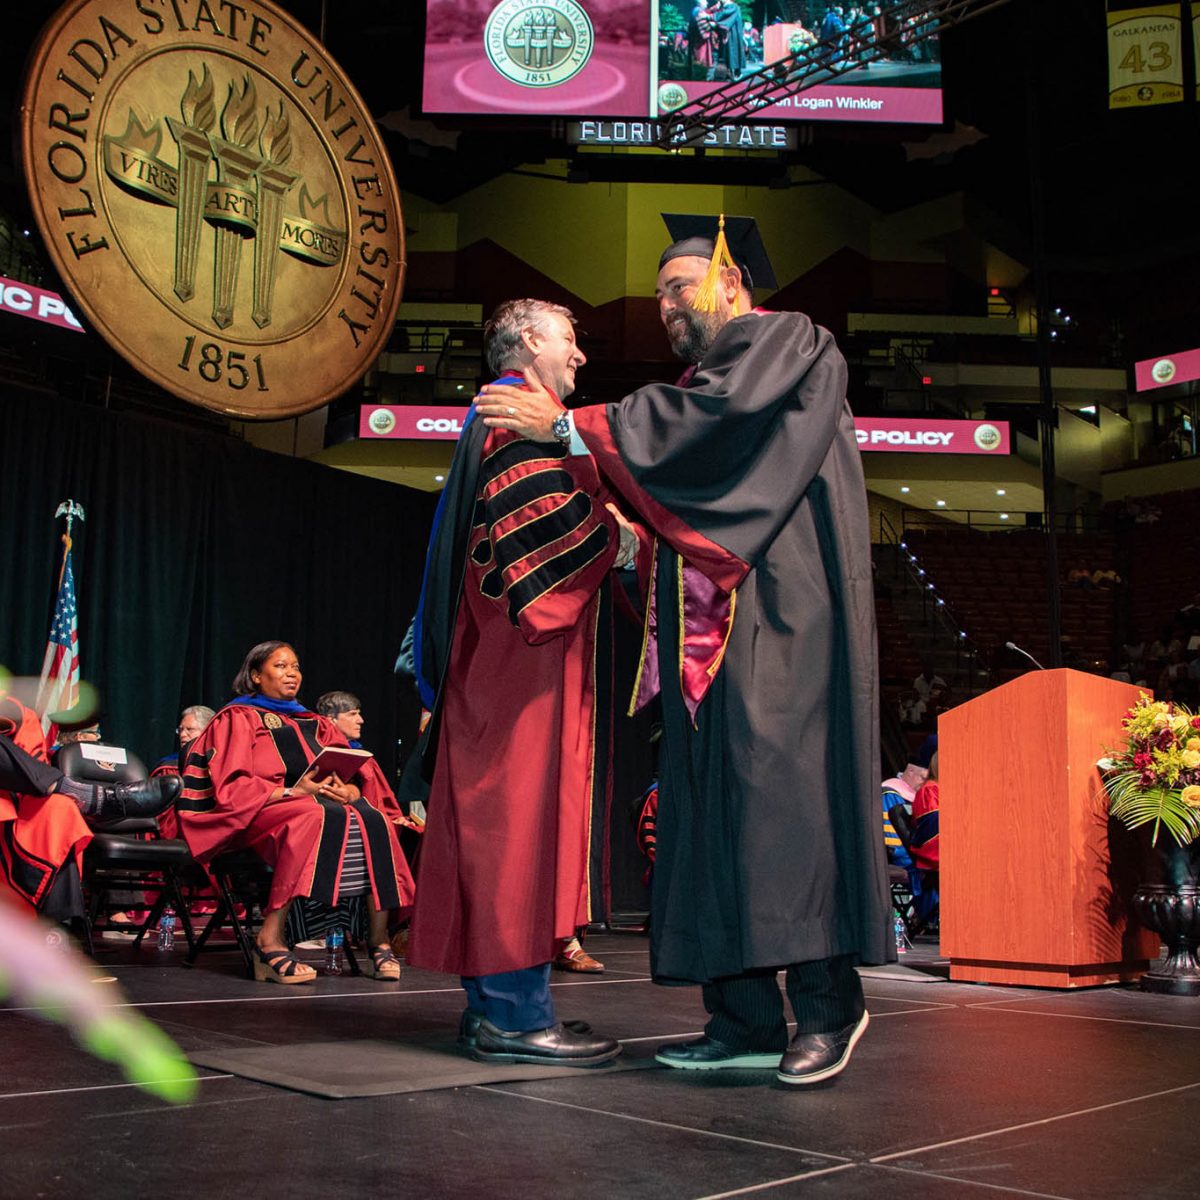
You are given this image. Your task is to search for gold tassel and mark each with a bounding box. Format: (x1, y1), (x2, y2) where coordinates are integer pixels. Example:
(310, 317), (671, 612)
(691, 213), (733, 313)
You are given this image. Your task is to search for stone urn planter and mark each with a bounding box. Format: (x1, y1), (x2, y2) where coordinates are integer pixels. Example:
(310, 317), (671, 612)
(1130, 838), (1200, 996)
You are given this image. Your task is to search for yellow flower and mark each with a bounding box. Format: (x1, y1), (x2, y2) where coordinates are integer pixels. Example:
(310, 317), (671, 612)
(1173, 713), (1192, 735)
(1182, 786), (1200, 810)
(1187, 737), (1200, 754)
(1153, 745), (1186, 786)
(1184, 750), (1200, 770)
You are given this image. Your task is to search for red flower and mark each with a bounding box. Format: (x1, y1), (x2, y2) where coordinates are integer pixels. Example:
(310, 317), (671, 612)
(1133, 751), (1152, 769)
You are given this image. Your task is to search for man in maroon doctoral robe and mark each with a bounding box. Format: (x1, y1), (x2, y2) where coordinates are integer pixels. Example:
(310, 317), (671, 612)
(1, 694), (177, 919)
(476, 216), (891, 1087)
(405, 299), (641, 1067)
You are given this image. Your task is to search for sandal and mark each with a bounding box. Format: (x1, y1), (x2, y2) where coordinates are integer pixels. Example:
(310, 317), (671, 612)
(366, 943), (401, 981)
(252, 943), (317, 985)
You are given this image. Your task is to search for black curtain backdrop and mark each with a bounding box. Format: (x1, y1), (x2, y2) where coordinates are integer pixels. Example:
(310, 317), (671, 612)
(0, 386), (438, 786)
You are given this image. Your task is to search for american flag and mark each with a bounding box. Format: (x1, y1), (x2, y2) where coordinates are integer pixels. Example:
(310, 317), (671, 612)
(36, 542), (81, 737)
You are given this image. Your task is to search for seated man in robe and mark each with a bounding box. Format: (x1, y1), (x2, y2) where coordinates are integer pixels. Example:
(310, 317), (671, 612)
(882, 736), (938, 926)
(1, 694), (177, 921)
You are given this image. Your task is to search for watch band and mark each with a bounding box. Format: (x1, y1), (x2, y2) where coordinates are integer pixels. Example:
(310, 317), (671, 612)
(551, 411), (571, 445)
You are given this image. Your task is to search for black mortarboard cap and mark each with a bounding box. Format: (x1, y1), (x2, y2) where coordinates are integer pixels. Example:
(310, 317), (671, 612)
(659, 213), (778, 292)
(912, 733), (938, 770)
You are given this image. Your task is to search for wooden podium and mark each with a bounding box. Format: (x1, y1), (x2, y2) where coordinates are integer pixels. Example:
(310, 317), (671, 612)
(763, 24), (803, 65)
(940, 669), (1159, 987)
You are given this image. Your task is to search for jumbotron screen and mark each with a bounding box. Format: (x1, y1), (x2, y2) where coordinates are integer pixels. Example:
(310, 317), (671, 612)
(422, 2), (943, 125)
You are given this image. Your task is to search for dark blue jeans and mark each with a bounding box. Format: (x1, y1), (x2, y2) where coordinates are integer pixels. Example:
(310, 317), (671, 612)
(462, 963), (555, 1033)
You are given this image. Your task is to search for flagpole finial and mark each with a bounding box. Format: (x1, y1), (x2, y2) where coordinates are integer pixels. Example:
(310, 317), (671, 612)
(54, 499), (85, 546)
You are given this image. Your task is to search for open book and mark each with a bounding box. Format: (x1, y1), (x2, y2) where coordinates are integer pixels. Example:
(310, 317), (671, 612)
(301, 745), (374, 782)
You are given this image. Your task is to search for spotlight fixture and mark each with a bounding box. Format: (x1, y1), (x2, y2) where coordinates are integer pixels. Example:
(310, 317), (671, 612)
(996, 488), (1006, 496)
(900, 486), (910, 494)
(936, 500), (946, 507)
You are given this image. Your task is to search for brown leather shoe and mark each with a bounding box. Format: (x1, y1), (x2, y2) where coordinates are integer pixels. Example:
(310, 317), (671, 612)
(389, 927), (409, 961)
(553, 937), (604, 973)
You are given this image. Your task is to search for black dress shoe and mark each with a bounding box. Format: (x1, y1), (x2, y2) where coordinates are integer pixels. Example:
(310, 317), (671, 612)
(458, 1009), (593, 1048)
(655, 1035), (781, 1070)
(458, 1008), (487, 1047)
(100, 775), (182, 820)
(471, 1019), (620, 1067)
(777, 1010), (869, 1086)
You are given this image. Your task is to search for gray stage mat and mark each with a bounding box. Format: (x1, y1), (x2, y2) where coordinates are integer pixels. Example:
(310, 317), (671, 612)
(189, 1038), (655, 1099)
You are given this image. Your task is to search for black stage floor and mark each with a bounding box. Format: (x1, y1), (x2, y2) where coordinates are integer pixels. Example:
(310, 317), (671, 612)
(2, 932), (1197, 1198)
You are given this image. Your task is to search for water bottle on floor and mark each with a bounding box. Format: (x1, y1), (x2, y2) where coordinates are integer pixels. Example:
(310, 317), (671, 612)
(893, 912), (908, 956)
(324, 928), (344, 975)
(157, 906), (177, 952)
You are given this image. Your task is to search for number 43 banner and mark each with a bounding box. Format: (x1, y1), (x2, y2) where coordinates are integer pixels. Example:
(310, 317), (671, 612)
(1107, 3), (1184, 108)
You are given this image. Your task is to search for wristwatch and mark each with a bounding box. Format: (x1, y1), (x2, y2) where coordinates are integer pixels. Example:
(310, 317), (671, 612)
(551, 410), (571, 446)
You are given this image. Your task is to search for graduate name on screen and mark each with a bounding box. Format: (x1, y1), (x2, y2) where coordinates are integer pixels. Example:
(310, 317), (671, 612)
(776, 93), (882, 111)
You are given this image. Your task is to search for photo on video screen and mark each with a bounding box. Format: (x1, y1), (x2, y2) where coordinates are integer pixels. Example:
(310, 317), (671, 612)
(653, 1), (943, 124)
(420, 2), (941, 124)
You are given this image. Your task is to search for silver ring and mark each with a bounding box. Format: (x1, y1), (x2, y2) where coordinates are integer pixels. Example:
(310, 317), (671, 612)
(507, 406), (516, 415)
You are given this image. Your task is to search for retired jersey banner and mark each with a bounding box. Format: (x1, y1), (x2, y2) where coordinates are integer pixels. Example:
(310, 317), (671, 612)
(1194, 3), (1200, 99)
(1107, 3), (1184, 108)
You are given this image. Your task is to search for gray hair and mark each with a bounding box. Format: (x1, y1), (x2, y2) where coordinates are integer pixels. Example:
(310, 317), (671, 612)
(484, 298), (575, 377)
(181, 705), (215, 728)
(315, 690), (361, 718)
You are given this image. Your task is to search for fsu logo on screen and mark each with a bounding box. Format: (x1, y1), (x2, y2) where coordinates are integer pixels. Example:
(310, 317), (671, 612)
(973, 423), (1002, 451)
(485, 0), (594, 88)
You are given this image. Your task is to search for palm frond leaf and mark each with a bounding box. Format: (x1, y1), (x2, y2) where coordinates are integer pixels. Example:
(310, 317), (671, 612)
(1107, 778), (1200, 847)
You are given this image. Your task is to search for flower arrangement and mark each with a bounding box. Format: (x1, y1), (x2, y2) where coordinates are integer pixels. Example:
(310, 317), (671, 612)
(1099, 693), (1200, 847)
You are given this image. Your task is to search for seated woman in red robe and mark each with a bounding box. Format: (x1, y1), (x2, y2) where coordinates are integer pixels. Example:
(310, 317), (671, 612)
(177, 642), (415, 985)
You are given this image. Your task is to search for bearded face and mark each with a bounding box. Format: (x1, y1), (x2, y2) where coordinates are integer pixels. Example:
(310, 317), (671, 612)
(663, 303), (726, 364)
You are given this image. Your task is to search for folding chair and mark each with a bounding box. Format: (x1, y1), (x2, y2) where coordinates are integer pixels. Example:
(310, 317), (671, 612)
(185, 848), (359, 978)
(82, 819), (197, 955)
(55, 741), (195, 956)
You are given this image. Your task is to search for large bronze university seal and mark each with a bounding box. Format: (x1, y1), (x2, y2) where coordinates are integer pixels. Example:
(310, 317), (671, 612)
(21, 0), (405, 419)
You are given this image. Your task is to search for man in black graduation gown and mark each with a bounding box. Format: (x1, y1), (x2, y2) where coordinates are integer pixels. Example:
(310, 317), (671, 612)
(475, 215), (891, 1086)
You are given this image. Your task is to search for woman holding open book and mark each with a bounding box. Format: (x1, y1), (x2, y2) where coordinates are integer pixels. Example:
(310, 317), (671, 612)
(176, 641), (414, 984)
